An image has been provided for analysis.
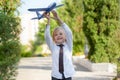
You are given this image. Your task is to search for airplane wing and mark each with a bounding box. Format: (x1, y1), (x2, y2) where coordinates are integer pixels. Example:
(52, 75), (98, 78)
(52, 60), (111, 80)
(28, 2), (64, 20)
(31, 15), (44, 20)
(31, 17), (39, 20)
(28, 8), (48, 12)
(55, 4), (64, 8)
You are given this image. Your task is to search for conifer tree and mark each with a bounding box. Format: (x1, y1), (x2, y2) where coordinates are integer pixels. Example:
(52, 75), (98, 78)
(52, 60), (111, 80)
(0, 0), (21, 80)
(83, 0), (119, 63)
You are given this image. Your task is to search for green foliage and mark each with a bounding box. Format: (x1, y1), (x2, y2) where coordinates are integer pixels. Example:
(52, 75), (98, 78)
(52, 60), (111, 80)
(0, 0), (21, 15)
(83, 0), (120, 74)
(31, 21), (48, 55)
(31, 20), (57, 56)
(0, 0), (21, 80)
(83, 0), (120, 64)
(34, 46), (42, 54)
(21, 45), (32, 57)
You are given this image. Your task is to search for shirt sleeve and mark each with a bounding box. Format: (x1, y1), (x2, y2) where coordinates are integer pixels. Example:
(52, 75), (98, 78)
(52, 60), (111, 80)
(61, 23), (73, 51)
(45, 25), (55, 52)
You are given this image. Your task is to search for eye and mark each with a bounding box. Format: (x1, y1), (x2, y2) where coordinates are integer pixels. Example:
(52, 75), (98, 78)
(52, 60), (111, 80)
(60, 33), (63, 35)
(55, 34), (58, 36)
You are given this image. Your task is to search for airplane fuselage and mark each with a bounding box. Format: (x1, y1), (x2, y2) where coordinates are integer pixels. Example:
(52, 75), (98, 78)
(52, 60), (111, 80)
(28, 2), (63, 20)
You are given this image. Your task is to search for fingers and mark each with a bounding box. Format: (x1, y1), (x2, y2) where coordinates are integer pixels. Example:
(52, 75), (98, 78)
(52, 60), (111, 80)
(43, 10), (58, 20)
(43, 12), (47, 17)
(51, 10), (57, 16)
(51, 10), (56, 13)
(43, 12), (49, 17)
(51, 10), (57, 13)
(51, 10), (59, 21)
(43, 12), (50, 19)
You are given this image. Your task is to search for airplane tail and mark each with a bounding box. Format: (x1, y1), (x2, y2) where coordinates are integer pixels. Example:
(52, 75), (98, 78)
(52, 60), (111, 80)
(36, 11), (44, 19)
(31, 11), (43, 20)
(31, 17), (39, 20)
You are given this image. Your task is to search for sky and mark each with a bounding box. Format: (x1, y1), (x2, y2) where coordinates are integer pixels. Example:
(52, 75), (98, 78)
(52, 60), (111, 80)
(18, 0), (62, 15)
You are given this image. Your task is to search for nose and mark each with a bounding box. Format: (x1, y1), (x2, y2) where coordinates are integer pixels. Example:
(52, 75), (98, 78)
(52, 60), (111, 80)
(57, 34), (61, 37)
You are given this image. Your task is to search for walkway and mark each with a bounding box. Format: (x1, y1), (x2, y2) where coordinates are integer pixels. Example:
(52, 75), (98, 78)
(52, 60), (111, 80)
(16, 57), (116, 80)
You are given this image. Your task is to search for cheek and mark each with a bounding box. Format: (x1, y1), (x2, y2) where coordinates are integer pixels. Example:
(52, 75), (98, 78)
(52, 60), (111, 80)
(63, 35), (66, 39)
(54, 36), (58, 40)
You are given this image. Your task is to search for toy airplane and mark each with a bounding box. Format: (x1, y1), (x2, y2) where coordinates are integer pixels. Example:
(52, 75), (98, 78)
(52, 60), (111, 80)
(28, 2), (64, 20)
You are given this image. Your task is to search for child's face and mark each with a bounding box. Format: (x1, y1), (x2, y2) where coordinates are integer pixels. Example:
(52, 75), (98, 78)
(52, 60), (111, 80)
(53, 29), (66, 44)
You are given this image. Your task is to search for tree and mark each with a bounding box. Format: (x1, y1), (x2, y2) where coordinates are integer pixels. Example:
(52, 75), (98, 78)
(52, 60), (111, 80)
(83, 0), (120, 63)
(0, 0), (21, 80)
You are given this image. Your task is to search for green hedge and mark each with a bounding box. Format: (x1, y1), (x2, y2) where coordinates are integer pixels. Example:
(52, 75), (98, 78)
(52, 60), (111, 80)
(0, 12), (21, 80)
(83, 0), (120, 75)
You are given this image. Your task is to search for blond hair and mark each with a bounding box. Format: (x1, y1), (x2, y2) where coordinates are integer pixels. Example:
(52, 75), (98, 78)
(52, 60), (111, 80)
(52, 27), (66, 42)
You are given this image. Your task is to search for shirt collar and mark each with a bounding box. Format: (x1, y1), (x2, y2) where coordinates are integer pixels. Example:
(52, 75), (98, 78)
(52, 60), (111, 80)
(56, 42), (66, 46)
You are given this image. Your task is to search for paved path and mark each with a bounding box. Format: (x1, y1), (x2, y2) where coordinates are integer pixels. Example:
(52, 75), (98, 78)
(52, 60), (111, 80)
(16, 57), (116, 80)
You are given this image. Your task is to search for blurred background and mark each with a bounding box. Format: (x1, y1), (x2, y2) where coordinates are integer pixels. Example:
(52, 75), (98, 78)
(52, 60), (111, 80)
(18, 0), (85, 57)
(0, 0), (120, 80)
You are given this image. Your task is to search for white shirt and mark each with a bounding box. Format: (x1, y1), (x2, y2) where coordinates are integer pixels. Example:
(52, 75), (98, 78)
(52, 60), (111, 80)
(45, 23), (75, 79)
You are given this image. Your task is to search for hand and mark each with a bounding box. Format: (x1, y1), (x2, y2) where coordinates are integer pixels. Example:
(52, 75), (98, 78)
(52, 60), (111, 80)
(51, 10), (63, 25)
(43, 12), (50, 20)
(43, 12), (50, 25)
(51, 10), (59, 20)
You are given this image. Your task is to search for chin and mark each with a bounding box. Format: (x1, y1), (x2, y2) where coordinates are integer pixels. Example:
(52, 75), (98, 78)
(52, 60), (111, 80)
(59, 41), (65, 44)
(55, 39), (65, 44)
(56, 41), (63, 44)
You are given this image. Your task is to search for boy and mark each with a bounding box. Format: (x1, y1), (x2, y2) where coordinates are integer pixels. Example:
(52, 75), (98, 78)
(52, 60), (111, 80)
(44, 10), (75, 80)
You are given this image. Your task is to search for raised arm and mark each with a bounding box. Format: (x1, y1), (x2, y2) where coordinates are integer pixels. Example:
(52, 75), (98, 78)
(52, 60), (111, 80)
(52, 10), (73, 51)
(61, 23), (73, 51)
(44, 12), (55, 51)
(45, 25), (55, 51)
